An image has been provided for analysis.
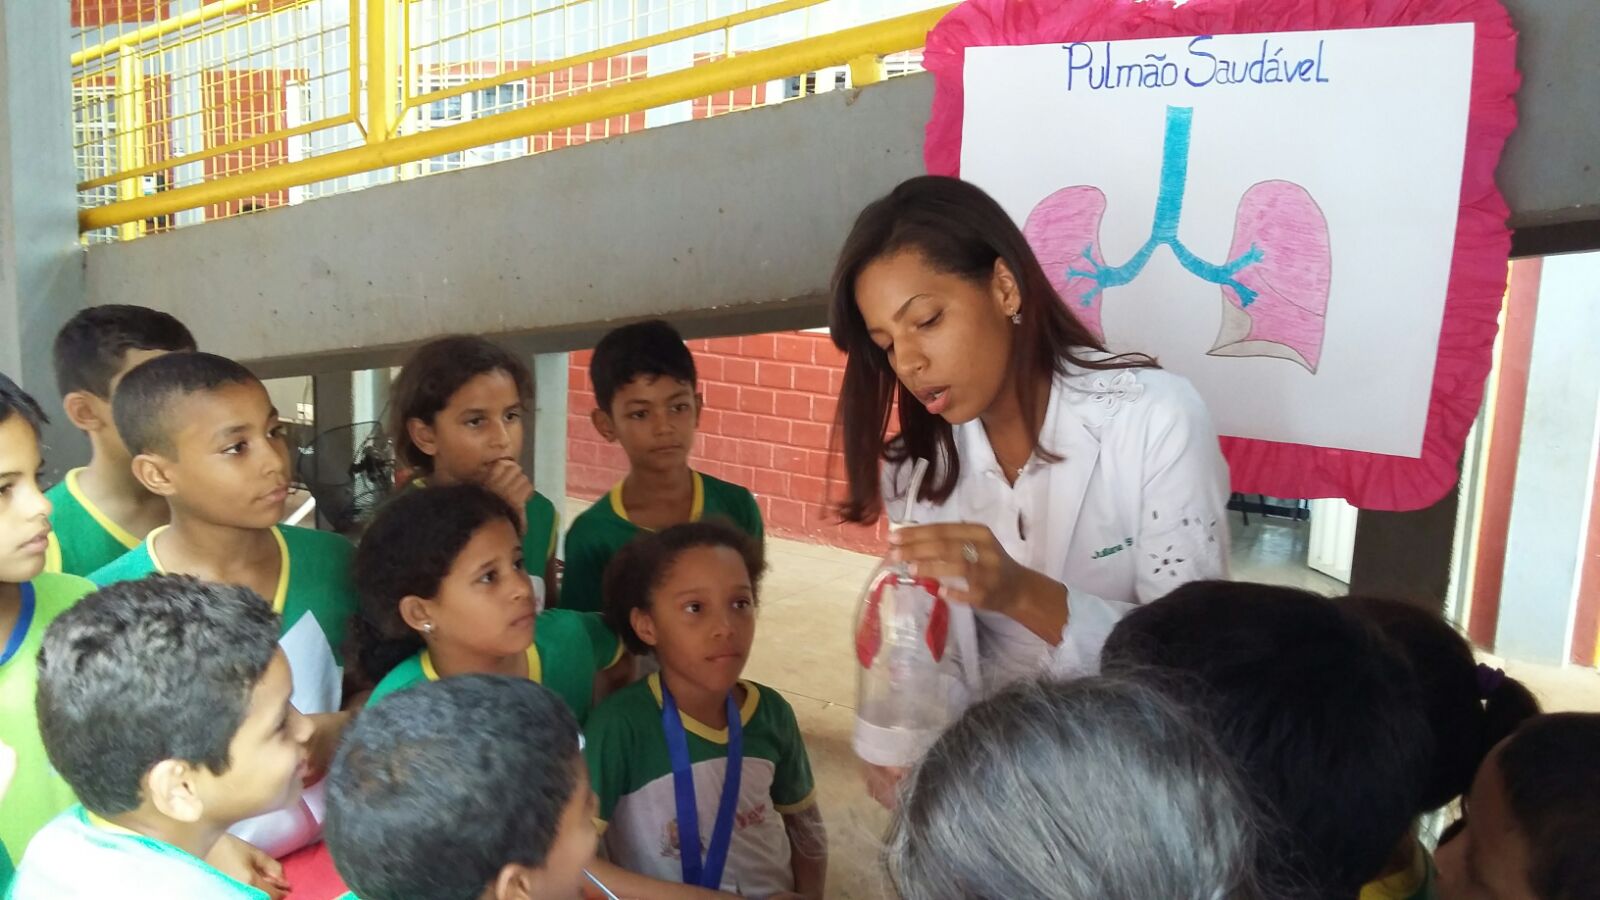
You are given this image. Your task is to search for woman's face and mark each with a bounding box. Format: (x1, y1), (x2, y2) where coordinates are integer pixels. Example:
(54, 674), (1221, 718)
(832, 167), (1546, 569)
(854, 248), (1020, 426)
(1436, 743), (1537, 900)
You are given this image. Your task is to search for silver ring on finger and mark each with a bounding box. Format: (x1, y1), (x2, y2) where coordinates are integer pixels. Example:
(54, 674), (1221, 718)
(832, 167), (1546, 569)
(961, 540), (980, 564)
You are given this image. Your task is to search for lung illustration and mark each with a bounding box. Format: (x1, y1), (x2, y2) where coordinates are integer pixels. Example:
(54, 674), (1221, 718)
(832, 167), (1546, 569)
(1024, 185), (1112, 341)
(1023, 106), (1331, 373)
(1213, 180), (1331, 371)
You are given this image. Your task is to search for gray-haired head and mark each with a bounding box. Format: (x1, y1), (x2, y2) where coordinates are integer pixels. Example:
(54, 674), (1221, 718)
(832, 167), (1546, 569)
(885, 676), (1262, 900)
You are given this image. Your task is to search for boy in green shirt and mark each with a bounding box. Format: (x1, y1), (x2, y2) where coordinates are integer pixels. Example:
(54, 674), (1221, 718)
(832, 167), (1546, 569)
(0, 376), (96, 875)
(8, 576), (308, 899)
(88, 352), (357, 858)
(43, 305), (196, 577)
(352, 484), (626, 726)
(563, 320), (764, 614)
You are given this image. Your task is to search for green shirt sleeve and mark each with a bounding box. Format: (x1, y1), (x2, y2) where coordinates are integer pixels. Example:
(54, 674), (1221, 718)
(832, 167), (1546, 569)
(583, 701), (634, 825)
(523, 493), (559, 565)
(575, 610), (623, 670)
(559, 517), (608, 614)
(766, 691), (816, 812)
(1, 836), (13, 889)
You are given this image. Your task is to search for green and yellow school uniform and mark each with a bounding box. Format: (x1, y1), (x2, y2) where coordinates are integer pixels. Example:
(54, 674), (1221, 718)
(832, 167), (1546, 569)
(405, 479), (560, 606)
(4, 806), (266, 899)
(42, 469), (142, 578)
(90, 525), (356, 856)
(0, 574), (94, 868)
(366, 608), (621, 725)
(585, 674), (815, 897)
(561, 471), (764, 614)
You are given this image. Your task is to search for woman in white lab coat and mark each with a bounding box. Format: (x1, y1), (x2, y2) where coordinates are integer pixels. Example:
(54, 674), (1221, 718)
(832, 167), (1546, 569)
(829, 176), (1232, 798)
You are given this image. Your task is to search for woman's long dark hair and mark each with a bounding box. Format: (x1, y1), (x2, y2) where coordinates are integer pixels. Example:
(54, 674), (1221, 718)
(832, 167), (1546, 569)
(829, 175), (1153, 523)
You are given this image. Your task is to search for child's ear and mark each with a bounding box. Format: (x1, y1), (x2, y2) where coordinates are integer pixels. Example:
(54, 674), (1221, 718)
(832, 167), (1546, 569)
(693, 391), (704, 426)
(405, 417), (439, 460)
(130, 452), (178, 498)
(61, 391), (108, 434)
(145, 759), (205, 824)
(398, 595), (434, 636)
(628, 608), (660, 651)
(490, 862), (537, 900)
(590, 408), (617, 443)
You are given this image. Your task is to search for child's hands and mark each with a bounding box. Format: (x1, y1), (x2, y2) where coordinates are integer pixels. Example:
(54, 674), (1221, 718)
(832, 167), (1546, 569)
(302, 709), (354, 787)
(485, 459), (534, 532)
(207, 834), (291, 899)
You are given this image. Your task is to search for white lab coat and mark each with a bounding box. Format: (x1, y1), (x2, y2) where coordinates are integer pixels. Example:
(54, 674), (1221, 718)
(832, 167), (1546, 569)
(856, 358), (1231, 766)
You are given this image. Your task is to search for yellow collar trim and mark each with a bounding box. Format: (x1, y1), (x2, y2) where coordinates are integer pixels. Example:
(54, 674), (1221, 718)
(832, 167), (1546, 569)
(647, 672), (758, 744)
(146, 525), (290, 615)
(1360, 843), (1428, 900)
(421, 644), (542, 684)
(85, 810), (138, 836)
(609, 472), (705, 530)
(44, 531), (62, 573)
(67, 468), (140, 549)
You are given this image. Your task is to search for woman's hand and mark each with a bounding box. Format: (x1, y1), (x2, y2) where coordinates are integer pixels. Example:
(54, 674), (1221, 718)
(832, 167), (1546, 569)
(206, 834), (291, 899)
(888, 523), (1027, 614)
(888, 523), (1068, 644)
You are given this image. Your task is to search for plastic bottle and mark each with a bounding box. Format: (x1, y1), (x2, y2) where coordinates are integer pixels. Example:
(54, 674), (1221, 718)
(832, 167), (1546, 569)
(853, 539), (965, 765)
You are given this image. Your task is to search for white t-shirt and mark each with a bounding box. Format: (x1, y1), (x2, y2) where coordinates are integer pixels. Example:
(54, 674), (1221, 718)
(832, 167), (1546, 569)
(857, 361), (1231, 765)
(9, 807), (266, 899)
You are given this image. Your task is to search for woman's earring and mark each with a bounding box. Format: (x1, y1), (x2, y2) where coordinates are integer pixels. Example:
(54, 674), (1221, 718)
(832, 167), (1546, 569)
(422, 622), (434, 634)
(1010, 309), (1023, 325)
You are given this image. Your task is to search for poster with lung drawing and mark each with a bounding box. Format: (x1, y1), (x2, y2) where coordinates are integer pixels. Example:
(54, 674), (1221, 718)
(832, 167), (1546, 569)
(962, 25), (1470, 457)
(924, 0), (1519, 510)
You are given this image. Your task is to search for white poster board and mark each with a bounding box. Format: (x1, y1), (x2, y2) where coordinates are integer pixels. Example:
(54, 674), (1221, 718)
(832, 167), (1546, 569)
(961, 24), (1475, 456)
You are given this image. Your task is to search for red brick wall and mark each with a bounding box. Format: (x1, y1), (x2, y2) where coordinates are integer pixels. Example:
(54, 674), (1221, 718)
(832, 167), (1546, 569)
(201, 68), (305, 218)
(566, 331), (890, 554)
(73, 0), (167, 27)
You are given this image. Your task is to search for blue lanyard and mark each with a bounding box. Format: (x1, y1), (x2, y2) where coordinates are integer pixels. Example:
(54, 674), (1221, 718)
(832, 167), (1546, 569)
(1, 583), (36, 667)
(660, 682), (743, 889)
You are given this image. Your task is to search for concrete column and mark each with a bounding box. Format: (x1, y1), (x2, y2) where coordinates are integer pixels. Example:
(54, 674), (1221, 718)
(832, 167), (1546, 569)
(1348, 475), (1462, 611)
(0, 0), (87, 476)
(1496, 251), (1600, 664)
(533, 352), (569, 531)
(352, 367), (390, 429)
(309, 370), (355, 531)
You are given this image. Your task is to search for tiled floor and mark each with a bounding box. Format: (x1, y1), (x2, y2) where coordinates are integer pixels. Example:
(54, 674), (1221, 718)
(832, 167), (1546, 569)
(1226, 513), (1349, 594)
(565, 500), (1600, 898)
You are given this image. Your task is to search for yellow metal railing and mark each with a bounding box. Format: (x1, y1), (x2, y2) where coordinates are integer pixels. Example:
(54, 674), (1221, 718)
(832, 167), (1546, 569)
(71, 0), (952, 239)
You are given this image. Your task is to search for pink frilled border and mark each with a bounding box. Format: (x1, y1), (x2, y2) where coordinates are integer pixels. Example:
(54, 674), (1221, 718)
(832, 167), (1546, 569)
(924, 0), (1519, 511)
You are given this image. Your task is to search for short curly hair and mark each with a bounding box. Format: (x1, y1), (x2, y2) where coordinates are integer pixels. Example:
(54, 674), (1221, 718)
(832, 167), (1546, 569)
(601, 519), (765, 655)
